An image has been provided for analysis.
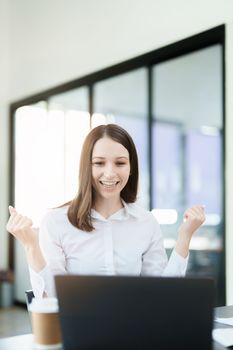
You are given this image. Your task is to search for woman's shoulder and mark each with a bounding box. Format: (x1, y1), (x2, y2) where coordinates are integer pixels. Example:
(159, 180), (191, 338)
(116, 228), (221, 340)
(40, 205), (69, 226)
(126, 202), (158, 223)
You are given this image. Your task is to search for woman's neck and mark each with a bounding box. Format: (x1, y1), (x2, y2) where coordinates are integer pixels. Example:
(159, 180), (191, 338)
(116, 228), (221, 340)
(93, 196), (123, 219)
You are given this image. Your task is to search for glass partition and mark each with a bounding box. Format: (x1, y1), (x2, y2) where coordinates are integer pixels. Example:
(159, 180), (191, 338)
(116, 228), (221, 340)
(93, 69), (149, 208)
(152, 45), (223, 302)
(15, 88), (90, 225)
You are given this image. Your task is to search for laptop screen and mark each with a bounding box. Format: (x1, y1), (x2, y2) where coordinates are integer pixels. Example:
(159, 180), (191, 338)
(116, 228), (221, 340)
(55, 275), (214, 350)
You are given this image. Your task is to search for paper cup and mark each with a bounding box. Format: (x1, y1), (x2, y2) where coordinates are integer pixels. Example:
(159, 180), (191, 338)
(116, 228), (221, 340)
(29, 297), (62, 349)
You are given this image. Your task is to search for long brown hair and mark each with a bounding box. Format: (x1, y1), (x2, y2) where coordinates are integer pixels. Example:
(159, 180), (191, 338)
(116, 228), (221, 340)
(67, 124), (139, 232)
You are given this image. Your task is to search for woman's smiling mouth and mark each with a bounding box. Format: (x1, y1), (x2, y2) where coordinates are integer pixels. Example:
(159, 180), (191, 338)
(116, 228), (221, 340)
(99, 180), (120, 188)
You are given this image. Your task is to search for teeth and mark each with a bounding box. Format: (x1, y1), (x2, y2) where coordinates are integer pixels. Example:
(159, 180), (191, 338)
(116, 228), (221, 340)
(100, 181), (118, 186)
(100, 181), (119, 187)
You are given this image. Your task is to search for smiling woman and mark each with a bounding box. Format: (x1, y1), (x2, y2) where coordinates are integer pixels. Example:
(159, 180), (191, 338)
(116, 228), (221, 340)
(67, 124), (138, 232)
(91, 138), (131, 203)
(6, 124), (205, 298)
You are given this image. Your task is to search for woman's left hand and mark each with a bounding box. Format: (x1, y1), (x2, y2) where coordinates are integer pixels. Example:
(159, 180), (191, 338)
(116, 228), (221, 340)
(179, 205), (206, 239)
(175, 205), (205, 258)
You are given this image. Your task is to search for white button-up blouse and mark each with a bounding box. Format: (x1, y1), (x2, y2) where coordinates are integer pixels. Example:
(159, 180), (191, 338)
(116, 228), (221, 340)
(29, 201), (188, 298)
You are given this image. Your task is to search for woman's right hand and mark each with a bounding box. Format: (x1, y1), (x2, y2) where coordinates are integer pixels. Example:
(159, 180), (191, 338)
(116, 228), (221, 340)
(6, 206), (38, 249)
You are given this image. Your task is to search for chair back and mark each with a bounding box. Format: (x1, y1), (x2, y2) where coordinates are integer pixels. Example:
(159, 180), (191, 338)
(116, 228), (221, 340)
(25, 289), (35, 329)
(25, 289), (35, 307)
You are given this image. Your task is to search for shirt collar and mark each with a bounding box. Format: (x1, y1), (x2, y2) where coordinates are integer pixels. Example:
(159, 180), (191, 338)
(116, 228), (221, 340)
(121, 200), (142, 219)
(91, 199), (142, 222)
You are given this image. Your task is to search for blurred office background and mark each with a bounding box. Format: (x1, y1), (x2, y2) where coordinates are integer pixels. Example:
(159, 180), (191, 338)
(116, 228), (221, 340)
(1, 1), (233, 331)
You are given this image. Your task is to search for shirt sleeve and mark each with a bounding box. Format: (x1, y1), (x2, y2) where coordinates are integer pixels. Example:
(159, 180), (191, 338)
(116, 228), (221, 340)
(29, 211), (67, 298)
(141, 215), (189, 277)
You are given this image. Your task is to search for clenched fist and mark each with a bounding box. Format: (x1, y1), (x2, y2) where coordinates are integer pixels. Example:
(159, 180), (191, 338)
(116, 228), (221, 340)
(179, 205), (206, 238)
(6, 206), (38, 249)
(175, 205), (206, 258)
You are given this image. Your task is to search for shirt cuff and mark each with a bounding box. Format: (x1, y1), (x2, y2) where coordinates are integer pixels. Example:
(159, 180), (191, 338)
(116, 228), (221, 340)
(29, 266), (46, 298)
(164, 249), (189, 277)
(29, 265), (56, 298)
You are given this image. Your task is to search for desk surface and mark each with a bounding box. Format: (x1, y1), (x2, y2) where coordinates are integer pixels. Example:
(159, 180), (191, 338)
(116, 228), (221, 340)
(0, 334), (63, 350)
(0, 334), (33, 350)
(0, 333), (226, 350)
(0, 306), (232, 350)
(215, 304), (233, 318)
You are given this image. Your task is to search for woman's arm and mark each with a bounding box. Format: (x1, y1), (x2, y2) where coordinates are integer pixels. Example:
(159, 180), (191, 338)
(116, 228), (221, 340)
(6, 206), (46, 272)
(6, 206), (67, 297)
(141, 205), (205, 277)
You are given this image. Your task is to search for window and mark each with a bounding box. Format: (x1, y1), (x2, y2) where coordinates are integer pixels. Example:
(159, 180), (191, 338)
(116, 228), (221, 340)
(14, 88), (90, 225)
(152, 45), (223, 303)
(93, 69), (149, 208)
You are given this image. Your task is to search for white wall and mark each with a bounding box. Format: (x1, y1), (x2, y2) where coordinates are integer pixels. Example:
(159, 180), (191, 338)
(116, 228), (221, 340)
(1, 0), (233, 302)
(0, 0), (10, 269)
(226, 22), (233, 305)
(9, 0), (233, 101)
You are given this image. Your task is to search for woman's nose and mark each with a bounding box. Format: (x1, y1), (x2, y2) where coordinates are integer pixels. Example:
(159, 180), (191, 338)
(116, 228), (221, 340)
(103, 164), (115, 178)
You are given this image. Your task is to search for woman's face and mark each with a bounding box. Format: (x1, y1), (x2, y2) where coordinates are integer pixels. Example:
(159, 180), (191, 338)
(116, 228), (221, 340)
(91, 137), (131, 201)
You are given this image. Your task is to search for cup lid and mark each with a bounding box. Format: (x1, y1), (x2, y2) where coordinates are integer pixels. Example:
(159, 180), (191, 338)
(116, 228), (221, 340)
(29, 297), (59, 313)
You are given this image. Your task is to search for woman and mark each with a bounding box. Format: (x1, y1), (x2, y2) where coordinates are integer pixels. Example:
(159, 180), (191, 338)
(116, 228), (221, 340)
(6, 124), (205, 298)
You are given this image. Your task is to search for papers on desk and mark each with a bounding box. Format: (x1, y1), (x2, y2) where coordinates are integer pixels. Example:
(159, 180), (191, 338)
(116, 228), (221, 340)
(213, 318), (233, 347)
(212, 328), (233, 347)
(215, 317), (233, 326)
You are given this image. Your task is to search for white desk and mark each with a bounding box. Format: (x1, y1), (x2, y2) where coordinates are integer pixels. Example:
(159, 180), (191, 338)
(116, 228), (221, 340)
(0, 334), (63, 350)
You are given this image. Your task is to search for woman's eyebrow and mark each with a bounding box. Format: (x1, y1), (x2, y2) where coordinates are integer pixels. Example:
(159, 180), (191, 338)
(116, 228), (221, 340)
(92, 156), (129, 159)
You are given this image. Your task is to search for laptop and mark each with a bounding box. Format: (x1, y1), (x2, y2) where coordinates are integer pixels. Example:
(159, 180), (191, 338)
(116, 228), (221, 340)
(55, 275), (214, 350)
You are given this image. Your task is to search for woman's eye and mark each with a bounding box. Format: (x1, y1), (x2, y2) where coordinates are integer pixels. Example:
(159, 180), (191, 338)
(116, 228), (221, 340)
(93, 162), (104, 166)
(92, 161), (127, 166)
